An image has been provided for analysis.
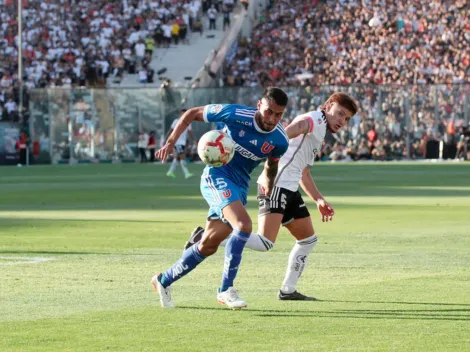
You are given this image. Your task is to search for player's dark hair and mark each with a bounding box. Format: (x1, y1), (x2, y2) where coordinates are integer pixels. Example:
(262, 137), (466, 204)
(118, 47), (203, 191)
(262, 87), (289, 106)
(321, 92), (359, 115)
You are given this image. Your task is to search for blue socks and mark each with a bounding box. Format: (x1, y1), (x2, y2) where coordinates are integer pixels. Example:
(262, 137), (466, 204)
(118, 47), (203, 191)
(160, 245), (206, 288)
(220, 229), (250, 292)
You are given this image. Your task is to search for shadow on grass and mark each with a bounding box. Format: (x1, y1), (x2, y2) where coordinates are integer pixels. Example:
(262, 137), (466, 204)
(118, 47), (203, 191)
(176, 305), (470, 322)
(321, 299), (470, 306)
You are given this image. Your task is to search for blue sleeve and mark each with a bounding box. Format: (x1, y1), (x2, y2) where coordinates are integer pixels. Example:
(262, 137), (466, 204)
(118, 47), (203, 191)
(203, 104), (233, 123)
(271, 140), (289, 160)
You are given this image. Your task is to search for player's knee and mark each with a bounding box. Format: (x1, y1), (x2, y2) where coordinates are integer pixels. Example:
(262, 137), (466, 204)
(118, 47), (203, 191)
(233, 219), (252, 234)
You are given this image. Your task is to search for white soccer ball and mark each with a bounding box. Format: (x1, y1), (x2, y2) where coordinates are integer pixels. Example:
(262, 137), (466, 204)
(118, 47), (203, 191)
(197, 130), (235, 167)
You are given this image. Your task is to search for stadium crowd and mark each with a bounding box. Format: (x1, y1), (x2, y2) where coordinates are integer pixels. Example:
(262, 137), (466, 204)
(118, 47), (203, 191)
(1, 0), (468, 162)
(0, 0), (229, 122)
(223, 0), (469, 160)
(224, 0), (469, 87)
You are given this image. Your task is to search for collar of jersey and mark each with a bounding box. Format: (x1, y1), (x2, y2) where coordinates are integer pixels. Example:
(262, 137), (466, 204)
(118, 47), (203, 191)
(253, 112), (272, 134)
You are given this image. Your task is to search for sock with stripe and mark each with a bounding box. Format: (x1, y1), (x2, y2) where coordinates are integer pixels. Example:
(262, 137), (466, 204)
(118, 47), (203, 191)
(159, 245), (206, 288)
(280, 234), (317, 294)
(220, 229), (250, 292)
(219, 233), (274, 252)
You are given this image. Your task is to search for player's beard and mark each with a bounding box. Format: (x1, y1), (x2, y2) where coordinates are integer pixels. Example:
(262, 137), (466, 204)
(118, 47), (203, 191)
(256, 112), (276, 132)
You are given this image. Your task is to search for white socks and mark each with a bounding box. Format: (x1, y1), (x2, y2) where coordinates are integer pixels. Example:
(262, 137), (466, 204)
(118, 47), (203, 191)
(219, 233), (274, 252)
(281, 234), (317, 294)
(168, 159), (190, 176)
(168, 158), (178, 173)
(180, 159), (190, 176)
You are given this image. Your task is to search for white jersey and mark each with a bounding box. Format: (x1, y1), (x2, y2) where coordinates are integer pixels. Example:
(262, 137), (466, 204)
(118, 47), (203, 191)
(171, 118), (192, 146)
(257, 110), (327, 192)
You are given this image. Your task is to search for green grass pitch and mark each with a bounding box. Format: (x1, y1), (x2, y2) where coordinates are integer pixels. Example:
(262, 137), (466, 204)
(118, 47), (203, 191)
(0, 162), (469, 351)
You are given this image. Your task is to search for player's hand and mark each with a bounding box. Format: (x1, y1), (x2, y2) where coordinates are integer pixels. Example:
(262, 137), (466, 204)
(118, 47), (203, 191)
(155, 141), (175, 162)
(317, 198), (335, 222)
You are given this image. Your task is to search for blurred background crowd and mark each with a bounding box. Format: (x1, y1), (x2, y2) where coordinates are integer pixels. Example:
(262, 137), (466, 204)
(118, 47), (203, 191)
(0, 0), (468, 164)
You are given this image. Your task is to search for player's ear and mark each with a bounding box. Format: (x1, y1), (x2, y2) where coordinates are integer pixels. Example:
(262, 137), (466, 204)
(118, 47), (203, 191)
(257, 100), (262, 110)
(325, 101), (333, 112)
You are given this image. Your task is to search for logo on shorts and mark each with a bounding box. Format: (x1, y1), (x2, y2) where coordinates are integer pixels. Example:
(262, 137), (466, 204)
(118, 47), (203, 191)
(210, 104), (223, 114)
(239, 130), (245, 137)
(222, 190), (232, 199)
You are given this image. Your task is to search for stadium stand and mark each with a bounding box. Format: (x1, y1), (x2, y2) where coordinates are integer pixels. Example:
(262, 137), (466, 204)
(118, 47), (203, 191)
(0, 0), (468, 164)
(222, 0), (469, 161)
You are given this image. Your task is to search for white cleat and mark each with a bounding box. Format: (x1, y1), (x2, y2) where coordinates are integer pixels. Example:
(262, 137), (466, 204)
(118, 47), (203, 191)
(151, 273), (174, 308)
(217, 287), (247, 309)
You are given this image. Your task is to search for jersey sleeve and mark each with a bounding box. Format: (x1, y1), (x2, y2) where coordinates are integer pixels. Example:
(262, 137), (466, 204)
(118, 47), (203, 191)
(202, 104), (233, 123)
(293, 113), (315, 135)
(270, 138), (289, 161)
(313, 120), (327, 139)
(171, 119), (178, 129)
(307, 155), (315, 168)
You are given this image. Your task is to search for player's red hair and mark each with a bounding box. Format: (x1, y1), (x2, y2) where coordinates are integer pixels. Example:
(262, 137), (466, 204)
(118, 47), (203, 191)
(321, 92), (359, 115)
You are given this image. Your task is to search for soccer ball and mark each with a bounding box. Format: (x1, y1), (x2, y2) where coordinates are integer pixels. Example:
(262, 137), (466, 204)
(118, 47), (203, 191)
(197, 130), (235, 167)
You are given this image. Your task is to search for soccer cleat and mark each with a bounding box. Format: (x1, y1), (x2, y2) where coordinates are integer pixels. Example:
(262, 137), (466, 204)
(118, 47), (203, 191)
(184, 173), (194, 179)
(183, 226), (204, 251)
(217, 287), (247, 309)
(151, 273), (174, 308)
(278, 290), (317, 301)
(166, 172), (176, 178)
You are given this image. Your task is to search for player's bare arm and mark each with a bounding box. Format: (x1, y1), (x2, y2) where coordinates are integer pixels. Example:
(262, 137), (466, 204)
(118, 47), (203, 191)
(264, 155), (279, 196)
(300, 167), (335, 222)
(156, 106), (205, 161)
(284, 118), (311, 139)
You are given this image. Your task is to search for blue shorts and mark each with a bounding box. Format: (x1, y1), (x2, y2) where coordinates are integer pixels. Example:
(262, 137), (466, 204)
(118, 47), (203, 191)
(200, 169), (247, 222)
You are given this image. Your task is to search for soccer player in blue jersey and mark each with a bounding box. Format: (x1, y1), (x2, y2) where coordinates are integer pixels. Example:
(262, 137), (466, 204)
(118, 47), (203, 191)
(152, 87), (290, 309)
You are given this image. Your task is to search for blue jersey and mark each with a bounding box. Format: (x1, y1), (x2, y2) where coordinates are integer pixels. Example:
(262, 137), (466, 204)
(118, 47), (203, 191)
(202, 104), (289, 188)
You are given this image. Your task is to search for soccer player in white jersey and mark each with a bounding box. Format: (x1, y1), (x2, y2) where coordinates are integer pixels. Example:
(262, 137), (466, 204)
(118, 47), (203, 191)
(184, 92), (359, 300)
(165, 108), (194, 179)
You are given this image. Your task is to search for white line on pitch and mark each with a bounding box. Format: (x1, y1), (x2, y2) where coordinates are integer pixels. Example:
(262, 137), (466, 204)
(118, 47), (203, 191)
(0, 256), (56, 266)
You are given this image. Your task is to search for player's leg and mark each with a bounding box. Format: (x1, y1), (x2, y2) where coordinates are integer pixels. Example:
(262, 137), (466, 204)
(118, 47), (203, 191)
(177, 146), (193, 179)
(252, 184), (286, 248)
(166, 148), (180, 177)
(152, 218), (232, 308)
(152, 172), (233, 308)
(183, 185), (287, 252)
(217, 200), (251, 308)
(278, 192), (317, 300)
(201, 171), (250, 308)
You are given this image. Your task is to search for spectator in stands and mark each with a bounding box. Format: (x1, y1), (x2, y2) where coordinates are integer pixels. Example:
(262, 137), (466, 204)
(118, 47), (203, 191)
(222, 4), (232, 31)
(208, 5), (218, 30)
(148, 131), (157, 163)
(138, 130), (149, 163)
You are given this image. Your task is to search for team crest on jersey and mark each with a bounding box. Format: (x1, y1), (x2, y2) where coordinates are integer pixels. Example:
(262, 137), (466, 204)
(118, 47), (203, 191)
(261, 141), (274, 154)
(210, 104), (223, 114)
(239, 130), (245, 137)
